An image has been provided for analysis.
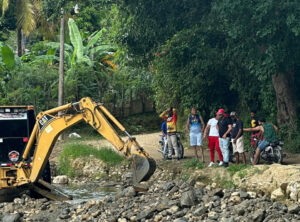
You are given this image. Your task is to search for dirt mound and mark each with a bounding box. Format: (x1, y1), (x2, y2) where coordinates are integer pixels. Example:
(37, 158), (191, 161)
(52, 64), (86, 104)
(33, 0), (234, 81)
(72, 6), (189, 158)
(233, 164), (300, 194)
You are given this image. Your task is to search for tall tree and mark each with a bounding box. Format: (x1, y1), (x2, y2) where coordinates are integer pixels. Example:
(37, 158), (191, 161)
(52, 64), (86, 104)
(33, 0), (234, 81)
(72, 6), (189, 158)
(213, 0), (300, 128)
(1, 0), (40, 56)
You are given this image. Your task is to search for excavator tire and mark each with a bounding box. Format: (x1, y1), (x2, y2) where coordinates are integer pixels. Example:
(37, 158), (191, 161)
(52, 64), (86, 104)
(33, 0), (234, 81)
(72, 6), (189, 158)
(132, 155), (156, 184)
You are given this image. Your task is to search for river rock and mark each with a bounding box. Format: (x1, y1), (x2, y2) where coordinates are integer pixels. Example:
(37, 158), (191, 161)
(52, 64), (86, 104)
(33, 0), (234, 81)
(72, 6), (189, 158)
(180, 190), (196, 207)
(288, 204), (300, 214)
(167, 205), (179, 214)
(2, 213), (22, 222)
(252, 209), (265, 222)
(208, 211), (219, 220)
(247, 191), (257, 199)
(163, 182), (175, 191)
(286, 181), (300, 201)
(52, 175), (68, 184)
(122, 186), (136, 197)
(173, 218), (188, 222)
(194, 206), (207, 216)
(271, 188), (285, 201)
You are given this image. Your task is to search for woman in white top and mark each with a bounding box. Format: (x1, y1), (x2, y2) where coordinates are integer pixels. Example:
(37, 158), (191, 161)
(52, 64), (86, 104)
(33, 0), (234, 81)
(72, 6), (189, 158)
(203, 113), (224, 167)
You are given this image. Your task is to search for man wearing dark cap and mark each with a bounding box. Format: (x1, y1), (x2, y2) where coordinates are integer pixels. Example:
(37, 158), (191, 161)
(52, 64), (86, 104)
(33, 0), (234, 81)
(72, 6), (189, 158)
(230, 112), (246, 164)
(216, 108), (232, 167)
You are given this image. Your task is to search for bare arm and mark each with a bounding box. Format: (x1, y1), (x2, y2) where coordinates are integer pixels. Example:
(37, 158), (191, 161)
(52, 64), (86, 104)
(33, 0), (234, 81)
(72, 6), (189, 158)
(203, 124), (210, 139)
(185, 117), (190, 133)
(159, 110), (167, 119)
(222, 124), (232, 139)
(244, 126), (261, 132)
(272, 123), (279, 132)
(234, 129), (242, 142)
(200, 115), (205, 133)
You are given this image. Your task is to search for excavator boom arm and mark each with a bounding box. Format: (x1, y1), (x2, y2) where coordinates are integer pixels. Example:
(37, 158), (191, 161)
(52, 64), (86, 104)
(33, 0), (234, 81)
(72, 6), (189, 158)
(21, 97), (155, 185)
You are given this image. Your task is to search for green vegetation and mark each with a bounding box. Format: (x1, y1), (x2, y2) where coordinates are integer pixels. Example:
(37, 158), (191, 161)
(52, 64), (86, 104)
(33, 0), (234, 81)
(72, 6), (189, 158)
(226, 164), (251, 177)
(215, 174), (235, 189)
(183, 158), (205, 170)
(0, 0), (300, 151)
(58, 143), (124, 177)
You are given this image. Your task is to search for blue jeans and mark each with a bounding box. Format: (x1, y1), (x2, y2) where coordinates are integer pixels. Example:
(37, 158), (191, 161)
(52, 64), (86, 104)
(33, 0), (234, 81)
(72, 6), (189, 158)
(258, 140), (269, 151)
(219, 137), (230, 162)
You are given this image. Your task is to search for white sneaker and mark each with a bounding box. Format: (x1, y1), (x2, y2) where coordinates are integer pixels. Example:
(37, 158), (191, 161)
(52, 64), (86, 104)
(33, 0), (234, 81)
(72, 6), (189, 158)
(219, 161), (224, 166)
(208, 162), (215, 167)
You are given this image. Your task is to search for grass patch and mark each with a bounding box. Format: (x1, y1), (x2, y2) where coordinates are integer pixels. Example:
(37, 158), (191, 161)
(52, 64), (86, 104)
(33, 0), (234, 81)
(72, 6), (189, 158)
(181, 171), (190, 181)
(226, 164), (251, 177)
(183, 158), (205, 170)
(58, 143), (124, 177)
(215, 174), (235, 189)
(61, 143), (124, 165)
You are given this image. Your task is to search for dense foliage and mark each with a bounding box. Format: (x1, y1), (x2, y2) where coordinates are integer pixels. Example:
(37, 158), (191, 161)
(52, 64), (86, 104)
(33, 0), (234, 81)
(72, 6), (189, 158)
(0, 0), (299, 150)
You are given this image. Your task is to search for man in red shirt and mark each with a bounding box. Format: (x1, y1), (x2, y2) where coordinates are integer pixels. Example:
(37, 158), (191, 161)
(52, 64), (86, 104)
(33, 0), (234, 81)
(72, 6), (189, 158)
(160, 107), (179, 160)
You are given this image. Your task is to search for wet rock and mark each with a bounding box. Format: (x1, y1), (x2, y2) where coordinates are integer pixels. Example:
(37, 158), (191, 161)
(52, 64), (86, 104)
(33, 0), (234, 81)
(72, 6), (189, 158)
(2, 213), (22, 222)
(180, 190), (196, 207)
(288, 204), (300, 214)
(52, 175), (68, 184)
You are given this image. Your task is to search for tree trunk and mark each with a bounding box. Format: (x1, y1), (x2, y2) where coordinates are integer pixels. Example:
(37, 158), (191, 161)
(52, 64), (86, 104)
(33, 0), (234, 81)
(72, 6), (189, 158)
(17, 28), (22, 57)
(272, 72), (297, 129)
(58, 9), (64, 108)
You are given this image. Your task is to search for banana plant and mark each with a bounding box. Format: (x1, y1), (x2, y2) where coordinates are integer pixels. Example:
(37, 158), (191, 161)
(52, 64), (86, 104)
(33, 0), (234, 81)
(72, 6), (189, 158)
(47, 18), (116, 80)
(0, 42), (59, 73)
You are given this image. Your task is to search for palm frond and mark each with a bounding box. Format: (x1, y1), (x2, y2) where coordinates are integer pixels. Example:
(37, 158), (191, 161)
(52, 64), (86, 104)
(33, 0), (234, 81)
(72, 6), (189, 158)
(2, 0), (10, 15)
(17, 0), (36, 35)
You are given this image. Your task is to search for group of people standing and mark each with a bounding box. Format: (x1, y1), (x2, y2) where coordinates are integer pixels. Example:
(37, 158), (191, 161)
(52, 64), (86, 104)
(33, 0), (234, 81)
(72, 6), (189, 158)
(160, 107), (278, 166)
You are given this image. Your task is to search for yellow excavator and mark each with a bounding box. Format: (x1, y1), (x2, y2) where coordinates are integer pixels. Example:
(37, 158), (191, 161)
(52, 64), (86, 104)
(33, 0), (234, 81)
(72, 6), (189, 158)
(0, 97), (156, 201)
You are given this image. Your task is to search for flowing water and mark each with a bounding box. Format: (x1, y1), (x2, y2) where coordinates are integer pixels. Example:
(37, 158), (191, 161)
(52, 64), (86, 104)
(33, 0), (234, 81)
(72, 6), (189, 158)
(58, 182), (119, 205)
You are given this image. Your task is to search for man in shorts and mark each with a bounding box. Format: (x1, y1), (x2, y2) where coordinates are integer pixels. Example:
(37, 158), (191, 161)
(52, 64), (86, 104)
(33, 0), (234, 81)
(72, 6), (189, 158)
(186, 107), (205, 162)
(230, 112), (246, 164)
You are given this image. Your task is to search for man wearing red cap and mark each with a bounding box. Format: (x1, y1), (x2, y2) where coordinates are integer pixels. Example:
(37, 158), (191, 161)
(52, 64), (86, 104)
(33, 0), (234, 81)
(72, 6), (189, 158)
(216, 108), (232, 167)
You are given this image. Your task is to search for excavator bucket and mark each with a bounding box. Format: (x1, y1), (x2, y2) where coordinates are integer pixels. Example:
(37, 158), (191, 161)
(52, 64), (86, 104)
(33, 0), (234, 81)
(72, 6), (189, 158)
(131, 154), (156, 184)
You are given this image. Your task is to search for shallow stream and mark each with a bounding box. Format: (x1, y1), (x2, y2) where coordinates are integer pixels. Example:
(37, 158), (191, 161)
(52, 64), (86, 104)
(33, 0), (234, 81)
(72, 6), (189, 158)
(57, 182), (118, 204)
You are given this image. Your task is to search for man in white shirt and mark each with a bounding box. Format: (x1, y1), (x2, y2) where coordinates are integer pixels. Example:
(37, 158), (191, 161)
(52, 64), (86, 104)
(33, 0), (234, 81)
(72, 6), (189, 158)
(203, 112), (224, 167)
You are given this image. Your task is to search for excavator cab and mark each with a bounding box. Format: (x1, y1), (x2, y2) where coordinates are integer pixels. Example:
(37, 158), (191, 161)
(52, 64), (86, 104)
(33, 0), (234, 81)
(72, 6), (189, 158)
(0, 106), (51, 183)
(0, 106), (35, 165)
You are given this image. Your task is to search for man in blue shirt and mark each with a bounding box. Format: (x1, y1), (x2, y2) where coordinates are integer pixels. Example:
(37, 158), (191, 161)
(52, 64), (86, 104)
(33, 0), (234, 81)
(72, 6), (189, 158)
(186, 107), (205, 162)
